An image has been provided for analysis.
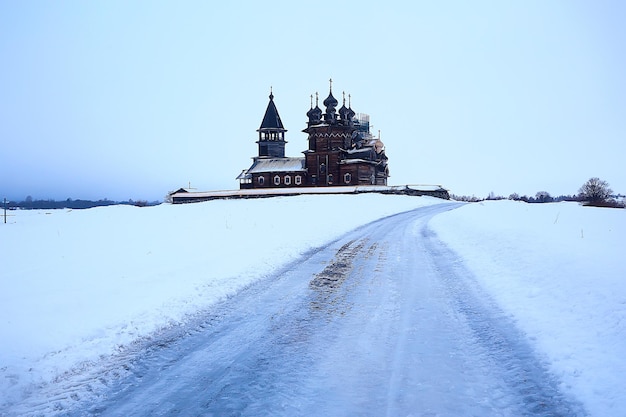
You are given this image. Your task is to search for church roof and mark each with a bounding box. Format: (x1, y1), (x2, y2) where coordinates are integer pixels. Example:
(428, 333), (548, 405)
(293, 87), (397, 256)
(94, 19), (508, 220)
(259, 91), (285, 131)
(323, 90), (338, 109)
(338, 92), (350, 120)
(245, 157), (305, 175)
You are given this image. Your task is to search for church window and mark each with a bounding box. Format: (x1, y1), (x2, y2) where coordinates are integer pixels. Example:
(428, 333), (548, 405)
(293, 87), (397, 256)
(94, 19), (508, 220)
(328, 174), (333, 184)
(274, 175), (281, 185)
(295, 175), (302, 185)
(344, 173), (352, 184)
(284, 175), (291, 185)
(258, 176), (265, 185)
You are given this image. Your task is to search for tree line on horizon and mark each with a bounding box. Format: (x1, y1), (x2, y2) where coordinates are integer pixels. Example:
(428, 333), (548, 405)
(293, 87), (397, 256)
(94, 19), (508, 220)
(452, 177), (624, 208)
(4, 178), (621, 210)
(3, 196), (160, 210)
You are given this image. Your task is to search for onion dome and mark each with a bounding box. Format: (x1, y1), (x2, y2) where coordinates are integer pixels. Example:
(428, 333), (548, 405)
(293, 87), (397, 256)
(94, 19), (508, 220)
(347, 93), (355, 120)
(323, 79), (338, 122)
(338, 105), (350, 120)
(307, 93), (322, 123)
(338, 91), (350, 121)
(323, 90), (338, 110)
(323, 78), (338, 113)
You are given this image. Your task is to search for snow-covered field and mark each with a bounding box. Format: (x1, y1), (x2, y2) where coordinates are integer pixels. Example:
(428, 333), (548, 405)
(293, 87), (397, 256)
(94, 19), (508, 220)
(0, 194), (444, 409)
(430, 200), (626, 416)
(1, 195), (624, 415)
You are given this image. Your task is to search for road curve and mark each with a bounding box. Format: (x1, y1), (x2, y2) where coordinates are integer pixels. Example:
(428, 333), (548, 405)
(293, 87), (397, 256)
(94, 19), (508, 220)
(13, 203), (586, 416)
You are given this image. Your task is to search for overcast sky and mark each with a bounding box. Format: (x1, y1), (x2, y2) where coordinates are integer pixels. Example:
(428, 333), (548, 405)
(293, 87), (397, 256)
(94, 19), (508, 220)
(1, 1), (625, 201)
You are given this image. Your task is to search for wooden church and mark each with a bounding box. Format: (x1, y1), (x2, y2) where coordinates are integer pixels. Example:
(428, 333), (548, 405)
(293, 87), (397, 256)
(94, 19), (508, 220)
(237, 81), (389, 189)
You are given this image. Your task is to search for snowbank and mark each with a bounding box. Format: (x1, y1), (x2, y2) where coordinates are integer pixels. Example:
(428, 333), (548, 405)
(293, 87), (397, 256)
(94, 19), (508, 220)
(0, 194), (444, 406)
(429, 200), (626, 416)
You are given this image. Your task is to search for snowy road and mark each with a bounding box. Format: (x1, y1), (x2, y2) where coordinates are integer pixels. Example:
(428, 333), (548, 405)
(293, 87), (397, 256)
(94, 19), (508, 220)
(18, 203), (585, 416)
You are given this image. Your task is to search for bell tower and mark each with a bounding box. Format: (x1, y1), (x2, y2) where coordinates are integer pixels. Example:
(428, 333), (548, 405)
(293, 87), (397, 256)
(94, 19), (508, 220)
(257, 88), (287, 158)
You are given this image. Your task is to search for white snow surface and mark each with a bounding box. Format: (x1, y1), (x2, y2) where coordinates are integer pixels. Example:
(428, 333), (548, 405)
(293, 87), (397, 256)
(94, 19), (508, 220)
(429, 200), (626, 417)
(1, 196), (624, 416)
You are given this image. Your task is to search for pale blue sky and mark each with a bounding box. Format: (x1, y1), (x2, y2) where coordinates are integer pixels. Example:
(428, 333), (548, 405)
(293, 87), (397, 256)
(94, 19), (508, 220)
(1, 1), (624, 201)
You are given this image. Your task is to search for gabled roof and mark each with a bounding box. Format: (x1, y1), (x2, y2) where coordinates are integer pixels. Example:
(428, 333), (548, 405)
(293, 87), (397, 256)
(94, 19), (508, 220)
(259, 92), (285, 131)
(245, 157), (305, 175)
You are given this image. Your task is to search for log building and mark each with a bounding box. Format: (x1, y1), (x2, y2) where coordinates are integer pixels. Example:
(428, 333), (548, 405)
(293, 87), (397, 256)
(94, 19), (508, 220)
(237, 82), (389, 189)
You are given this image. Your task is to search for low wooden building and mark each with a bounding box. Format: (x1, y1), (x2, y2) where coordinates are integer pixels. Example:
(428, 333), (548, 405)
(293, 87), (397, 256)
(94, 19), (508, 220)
(171, 184), (450, 203)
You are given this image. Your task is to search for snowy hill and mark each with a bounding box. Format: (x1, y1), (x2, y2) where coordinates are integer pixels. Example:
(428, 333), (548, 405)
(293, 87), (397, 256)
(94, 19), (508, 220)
(1, 196), (624, 415)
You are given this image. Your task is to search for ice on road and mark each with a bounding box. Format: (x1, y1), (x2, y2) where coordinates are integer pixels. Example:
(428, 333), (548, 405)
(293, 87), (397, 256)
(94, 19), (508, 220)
(26, 204), (585, 416)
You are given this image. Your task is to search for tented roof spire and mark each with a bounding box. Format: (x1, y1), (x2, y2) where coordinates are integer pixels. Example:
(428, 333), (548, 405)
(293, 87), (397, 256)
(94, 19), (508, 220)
(259, 87), (285, 131)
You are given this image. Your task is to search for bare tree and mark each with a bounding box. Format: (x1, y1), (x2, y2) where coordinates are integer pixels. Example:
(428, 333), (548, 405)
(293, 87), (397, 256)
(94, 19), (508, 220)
(578, 177), (613, 204)
(535, 191), (552, 203)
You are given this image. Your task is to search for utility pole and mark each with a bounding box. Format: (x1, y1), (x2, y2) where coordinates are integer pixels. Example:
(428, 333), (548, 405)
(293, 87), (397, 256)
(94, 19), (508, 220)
(3, 198), (14, 224)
